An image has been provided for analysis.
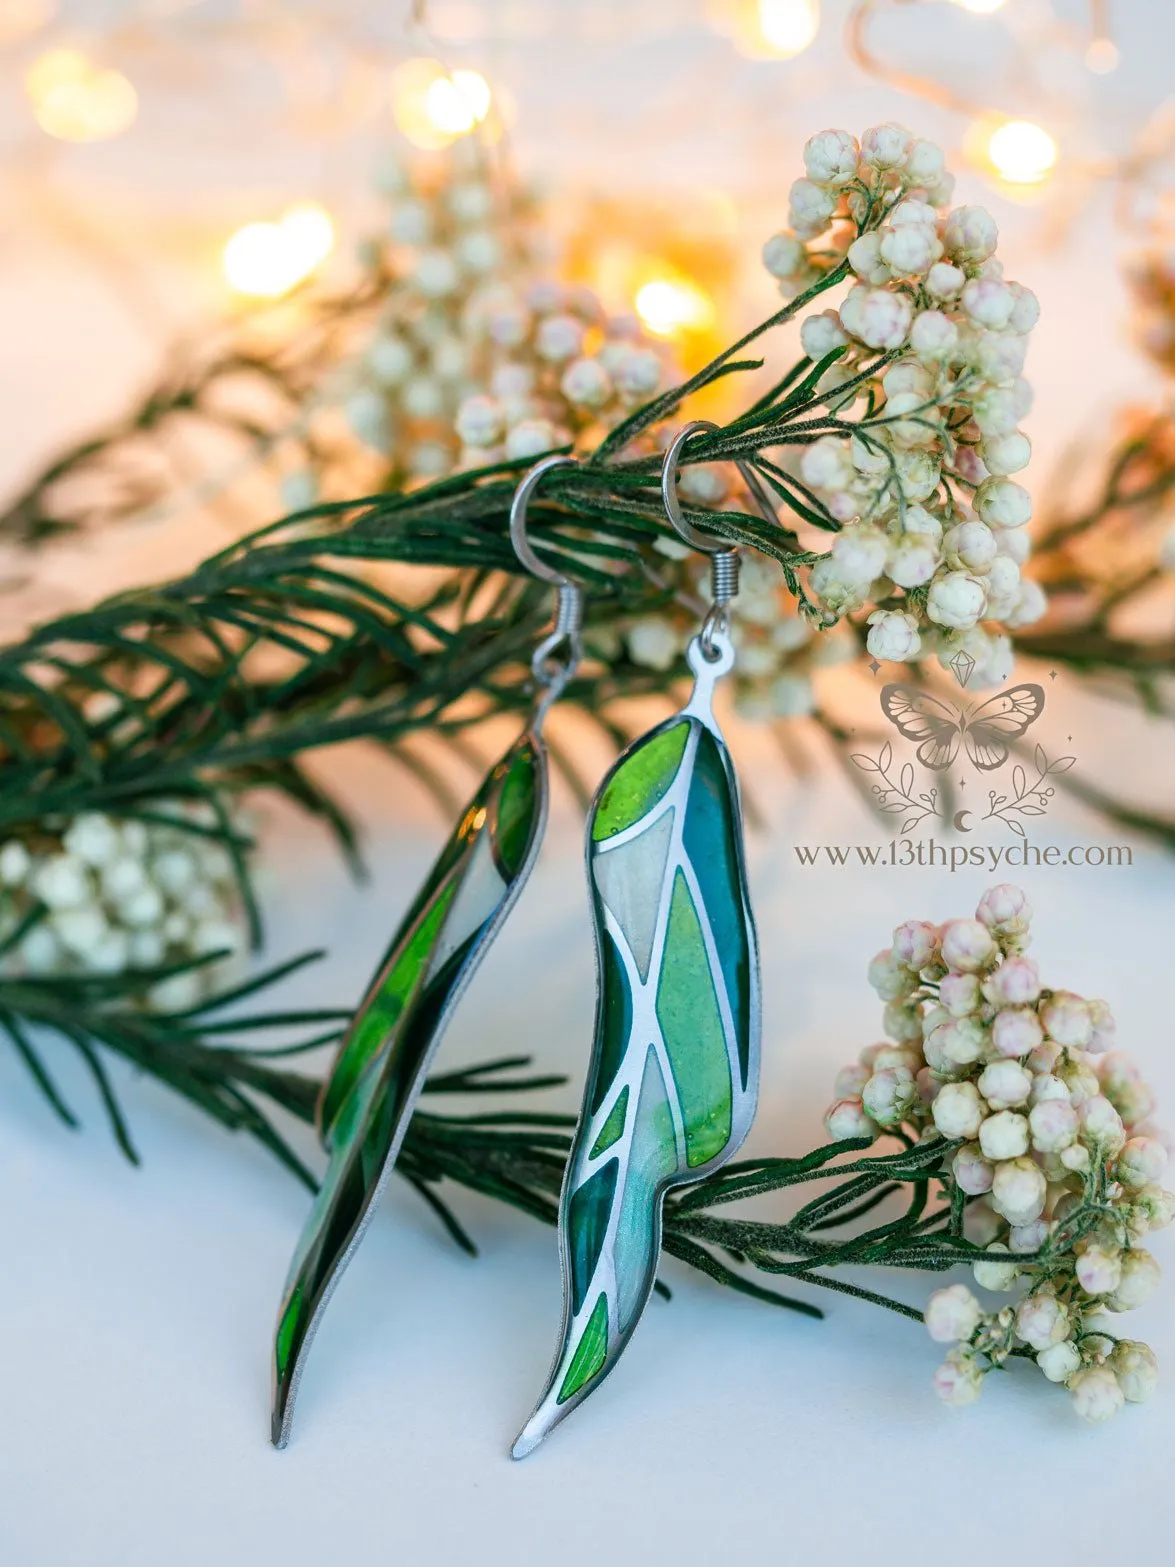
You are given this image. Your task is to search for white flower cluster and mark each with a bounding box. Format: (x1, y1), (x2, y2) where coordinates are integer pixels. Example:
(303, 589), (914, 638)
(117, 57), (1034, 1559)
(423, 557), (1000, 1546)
(763, 125), (1047, 688)
(454, 279), (668, 470)
(625, 542), (854, 721)
(824, 883), (1169, 1423)
(288, 142), (670, 500)
(0, 805), (246, 1011)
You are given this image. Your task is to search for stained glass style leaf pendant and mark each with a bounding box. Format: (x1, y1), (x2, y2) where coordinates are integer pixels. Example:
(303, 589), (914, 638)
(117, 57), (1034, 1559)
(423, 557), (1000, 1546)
(513, 627), (761, 1457)
(271, 455), (582, 1448)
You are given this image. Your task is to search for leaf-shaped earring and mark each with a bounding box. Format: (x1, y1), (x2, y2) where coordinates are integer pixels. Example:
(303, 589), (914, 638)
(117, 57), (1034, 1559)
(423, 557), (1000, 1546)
(271, 454), (583, 1448)
(514, 422), (773, 1458)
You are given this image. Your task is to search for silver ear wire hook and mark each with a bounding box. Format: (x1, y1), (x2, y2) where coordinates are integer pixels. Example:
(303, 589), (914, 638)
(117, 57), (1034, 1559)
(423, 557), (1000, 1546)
(661, 419), (780, 661)
(510, 453), (584, 702)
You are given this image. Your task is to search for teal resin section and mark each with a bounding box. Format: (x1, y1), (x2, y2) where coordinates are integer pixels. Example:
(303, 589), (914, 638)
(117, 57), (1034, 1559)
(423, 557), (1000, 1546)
(515, 706), (760, 1456)
(272, 731), (545, 1448)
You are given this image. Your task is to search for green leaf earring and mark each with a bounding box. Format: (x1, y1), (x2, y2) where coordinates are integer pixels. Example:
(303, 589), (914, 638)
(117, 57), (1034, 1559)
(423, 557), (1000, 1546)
(271, 454), (583, 1448)
(513, 423), (772, 1458)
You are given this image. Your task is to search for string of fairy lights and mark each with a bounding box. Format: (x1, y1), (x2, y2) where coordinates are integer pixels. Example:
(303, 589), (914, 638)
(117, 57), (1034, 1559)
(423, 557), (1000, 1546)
(0, 2), (1170, 323)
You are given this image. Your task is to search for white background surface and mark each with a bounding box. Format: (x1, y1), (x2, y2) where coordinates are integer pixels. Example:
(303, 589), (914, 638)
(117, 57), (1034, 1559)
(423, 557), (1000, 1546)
(3, 2), (1175, 1562)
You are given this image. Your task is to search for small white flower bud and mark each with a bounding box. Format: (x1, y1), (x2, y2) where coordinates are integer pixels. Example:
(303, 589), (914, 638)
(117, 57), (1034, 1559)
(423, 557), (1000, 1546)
(943, 521), (997, 574)
(627, 618), (680, 673)
(974, 330), (1028, 385)
(885, 539), (938, 590)
(455, 395), (504, 448)
(865, 610), (921, 662)
(1004, 578), (1048, 629)
(1109, 1340), (1158, 1402)
(832, 525), (889, 587)
(1037, 1340), (1081, 1383)
(32, 854), (92, 911)
(975, 477), (1032, 530)
(411, 248), (459, 298)
(62, 814), (121, 868)
(940, 919), (996, 972)
(536, 313), (586, 364)
(1006, 282), (1041, 334)
(788, 177), (837, 232)
(825, 1096), (879, 1142)
(961, 277), (1015, 330)
(932, 1081), (986, 1140)
(833, 1063), (870, 1099)
(1076, 1242), (1123, 1296)
(905, 138), (945, 184)
(880, 223), (940, 276)
(53, 905), (109, 957)
(926, 261), (966, 299)
(1118, 1137), (1168, 1192)
(991, 1008), (1044, 1059)
(955, 1142), (995, 1196)
(973, 1242), (1018, 1290)
(613, 348), (662, 400)
(762, 230), (806, 280)
(504, 419), (559, 461)
(800, 309), (850, 360)
(892, 920), (938, 970)
(367, 334), (413, 387)
(927, 571), (986, 631)
(940, 971), (980, 1017)
(842, 287), (913, 351)
(862, 1066), (918, 1128)
(979, 1110), (1030, 1162)
(0, 840), (32, 886)
(933, 1349), (984, 1406)
(981, 430), (1032, 476)
(861, 122), (912, 171)
(800, 436), (854, 491)
(1070, 1365), (1124, 1423)
(909, 309), (957, 358)
(1107, 1248), (1161, 1312)
(943, 205), (998, 263)
(802, 128), (860, 186)
(978, 1062), (1032, 1111)
(1029, 1098), (1079, 1154)
(925, 1283), (982, 1343)
(983, 956), (1040, 1007)
(1009, 1218), (1051, 1254)
(990, 1156), (1047, 1225)
(1015, 1290), (1070, 1350)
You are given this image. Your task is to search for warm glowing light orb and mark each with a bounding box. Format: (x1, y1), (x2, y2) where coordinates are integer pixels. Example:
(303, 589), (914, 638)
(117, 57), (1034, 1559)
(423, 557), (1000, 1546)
(635, 277), (716, 339)
(391, 57), (492, 149)
(951, 0), (1007, 14)
(223, 202), (335, 299)
(26, 48), (138, 142)
(756, 0), (820, 58)
(986, 119), (1058, 186)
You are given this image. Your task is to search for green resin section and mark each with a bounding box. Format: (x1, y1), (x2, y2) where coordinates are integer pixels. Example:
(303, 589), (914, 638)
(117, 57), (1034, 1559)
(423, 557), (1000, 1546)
(272, 729), (544, 1447)
(591, 721), (688, 843)
(568, 1158), (619, 1315)
(590, 1086), (629, 1158)
(588, 924), (633, 1116)
(319, 878), (457, 1141)
(557, 1294), (609, 1405)
(614, 1048), (677, 1332)
(682, 729), (752, 1086)
(656, 870), (732, 1168)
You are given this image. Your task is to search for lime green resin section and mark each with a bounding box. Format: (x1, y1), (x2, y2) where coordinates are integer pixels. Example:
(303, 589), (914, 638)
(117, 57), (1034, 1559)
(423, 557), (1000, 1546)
(656, 870), (732, 1168)
(557, 1294), (609, 1404)
(591, 720), (688, 843)
(272, 731), (543, 1445)
(590, 1086), (629, 1158)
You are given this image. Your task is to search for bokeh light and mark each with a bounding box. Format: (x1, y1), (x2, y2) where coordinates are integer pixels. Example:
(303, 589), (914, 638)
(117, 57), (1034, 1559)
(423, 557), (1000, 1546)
(26, 48), (138, 143)
(391, 57), (492, 150)
(986, 119), (1059, 186)
(635, 276), (716, 339)
(222, 202), (335, 298)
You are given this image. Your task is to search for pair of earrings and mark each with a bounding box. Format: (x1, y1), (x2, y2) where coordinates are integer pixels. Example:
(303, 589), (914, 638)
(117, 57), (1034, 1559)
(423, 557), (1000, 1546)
(271, 424), (767, 1455)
